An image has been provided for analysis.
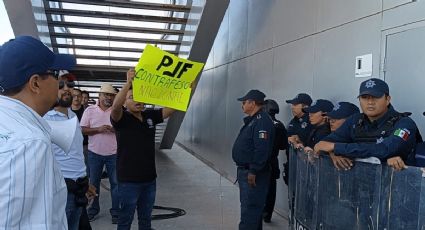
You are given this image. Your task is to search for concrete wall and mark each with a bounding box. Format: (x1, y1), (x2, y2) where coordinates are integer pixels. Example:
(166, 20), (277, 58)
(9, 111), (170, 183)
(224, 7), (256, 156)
(177, 0), (425, 216)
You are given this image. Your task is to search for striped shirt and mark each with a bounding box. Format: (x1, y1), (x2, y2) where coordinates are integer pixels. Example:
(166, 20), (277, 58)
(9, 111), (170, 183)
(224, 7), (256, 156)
(0, 96), (68, 230)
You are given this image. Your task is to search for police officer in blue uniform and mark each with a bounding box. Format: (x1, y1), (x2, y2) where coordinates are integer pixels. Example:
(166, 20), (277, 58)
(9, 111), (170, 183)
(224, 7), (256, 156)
(232, 89), (275, 230)
(262, 99), (287, 223)
(301, 99), (334, 150)
(314, 78), (418, 165)
(283, 93), (313, 185)
(414, 112), (425, 167)
(326, 102), (360, 170)
(285, 93), (313, 146)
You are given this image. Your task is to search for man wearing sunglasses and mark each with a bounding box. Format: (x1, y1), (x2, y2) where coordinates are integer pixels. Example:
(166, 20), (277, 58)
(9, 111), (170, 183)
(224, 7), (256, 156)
(43, 71), (96, 230)
(0, 36), (76, 229)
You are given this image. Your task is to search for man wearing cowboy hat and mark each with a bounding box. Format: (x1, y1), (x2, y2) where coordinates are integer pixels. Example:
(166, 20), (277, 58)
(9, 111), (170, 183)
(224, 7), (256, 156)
(80, 83), (119, 223)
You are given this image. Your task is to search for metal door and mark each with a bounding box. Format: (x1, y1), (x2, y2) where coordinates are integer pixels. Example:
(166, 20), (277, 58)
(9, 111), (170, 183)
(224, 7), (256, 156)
(384, 25), (425, 136)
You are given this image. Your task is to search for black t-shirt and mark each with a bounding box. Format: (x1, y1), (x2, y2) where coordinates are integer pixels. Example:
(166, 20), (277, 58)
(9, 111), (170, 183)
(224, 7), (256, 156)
(72, 106), (85, 121)
(111, 109), (163, 182)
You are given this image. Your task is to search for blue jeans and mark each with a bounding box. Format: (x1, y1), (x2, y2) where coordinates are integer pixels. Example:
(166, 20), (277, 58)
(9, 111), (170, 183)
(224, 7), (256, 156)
(87, 151), (119, 217)
(238, 168), (270, 230)
(66, 192), (83, 230)
(117, 180), (156, 230)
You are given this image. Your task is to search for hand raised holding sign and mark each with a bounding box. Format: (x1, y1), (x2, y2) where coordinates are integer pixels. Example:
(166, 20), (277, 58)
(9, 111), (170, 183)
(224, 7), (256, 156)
(127, 68), (135, 84)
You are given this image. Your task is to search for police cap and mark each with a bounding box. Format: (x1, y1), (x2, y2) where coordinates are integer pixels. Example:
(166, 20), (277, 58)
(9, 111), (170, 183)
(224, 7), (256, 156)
(303, 99), (334, 113)
(285, 93), (312, 106)
(237, 89), (266, 102)
(327, 102), (360, 119)
(358, 78), (389, 98)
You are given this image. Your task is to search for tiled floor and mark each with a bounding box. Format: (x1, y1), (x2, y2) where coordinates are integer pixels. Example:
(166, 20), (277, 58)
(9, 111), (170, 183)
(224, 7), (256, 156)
(90, 145), (289, 229)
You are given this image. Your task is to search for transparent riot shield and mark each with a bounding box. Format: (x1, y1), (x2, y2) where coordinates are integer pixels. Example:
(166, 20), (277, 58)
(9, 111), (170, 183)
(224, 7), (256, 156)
(379, 166), (425, 229)
(317, 156), (382, 230)
(293, 150), (320, 229)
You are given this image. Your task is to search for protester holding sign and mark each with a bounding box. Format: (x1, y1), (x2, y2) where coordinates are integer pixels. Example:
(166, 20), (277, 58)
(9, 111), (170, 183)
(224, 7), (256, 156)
(110, 69), (175, 230)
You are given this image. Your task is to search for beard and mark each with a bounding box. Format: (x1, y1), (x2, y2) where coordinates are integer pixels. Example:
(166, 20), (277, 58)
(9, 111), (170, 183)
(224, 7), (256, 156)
(58, 97), (72, 107)
(57, 92), (73, 108)
(102, 99), (113, 108)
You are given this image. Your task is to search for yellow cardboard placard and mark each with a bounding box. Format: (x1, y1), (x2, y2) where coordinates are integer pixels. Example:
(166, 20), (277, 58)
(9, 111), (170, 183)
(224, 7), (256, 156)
(133, 45), (204, 111)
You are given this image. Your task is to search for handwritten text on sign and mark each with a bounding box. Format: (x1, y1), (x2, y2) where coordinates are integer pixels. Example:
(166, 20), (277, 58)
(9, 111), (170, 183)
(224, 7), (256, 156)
(133, 45), (204, 111)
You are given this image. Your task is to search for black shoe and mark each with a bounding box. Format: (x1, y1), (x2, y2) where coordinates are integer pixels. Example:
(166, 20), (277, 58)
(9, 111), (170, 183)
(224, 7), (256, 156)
(111, 215), (119, 224)
(88, 213), (98, 222)
(263, 212), (271, 223)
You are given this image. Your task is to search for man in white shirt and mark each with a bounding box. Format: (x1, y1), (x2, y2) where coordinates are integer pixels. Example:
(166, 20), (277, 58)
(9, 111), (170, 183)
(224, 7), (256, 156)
(44, 72), (96, 230)
(0, 36), (76, 229)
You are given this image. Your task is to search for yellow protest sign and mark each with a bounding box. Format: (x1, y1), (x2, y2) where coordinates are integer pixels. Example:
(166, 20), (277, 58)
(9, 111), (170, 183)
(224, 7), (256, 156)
(133, 45), (204, 111)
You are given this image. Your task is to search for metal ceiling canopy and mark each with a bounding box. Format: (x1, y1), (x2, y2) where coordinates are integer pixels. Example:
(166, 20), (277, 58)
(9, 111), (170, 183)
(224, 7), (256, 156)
(73, 55), (139, 62)
(48, 21), (184, 35)
(50, 32), (182, 45)
(74, 64), (129, 72)
(47, 0), (191, 12)
(39, 0), (190, 83)
(44, 8), (188, 24)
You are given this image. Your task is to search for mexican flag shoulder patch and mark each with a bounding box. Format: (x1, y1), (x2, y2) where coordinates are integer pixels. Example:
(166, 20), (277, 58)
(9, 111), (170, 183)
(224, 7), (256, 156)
(394, 128), (410, 141)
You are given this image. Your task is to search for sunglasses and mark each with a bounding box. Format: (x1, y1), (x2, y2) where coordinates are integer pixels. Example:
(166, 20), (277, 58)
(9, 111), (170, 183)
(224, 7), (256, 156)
(38, 70), (60, 79)
(59, 80), (75, 89)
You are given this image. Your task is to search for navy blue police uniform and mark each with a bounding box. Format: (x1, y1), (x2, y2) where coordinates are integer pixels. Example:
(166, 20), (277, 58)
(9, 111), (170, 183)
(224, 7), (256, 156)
(303, 99), (334, 148)
(286, 93), (313, 145)
(287, 113), (312, 145)
(415, 142), (425, 166)
(262, 99), (287, 222)
(415, 112), (425, 167)
(323, 106), (417, 164)
(322, 79), (418, 164)
(232, 90), (275, 230)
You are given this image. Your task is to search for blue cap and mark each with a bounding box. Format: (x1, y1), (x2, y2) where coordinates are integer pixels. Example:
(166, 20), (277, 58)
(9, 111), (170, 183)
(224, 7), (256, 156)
(285, 93), (312, 105)
(327, 102), (360, 119)
(0, 36), (76, 91)
(237, 89), (266, 102)
(303, 99), (334, 113)
(358, 78), (389, 98)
